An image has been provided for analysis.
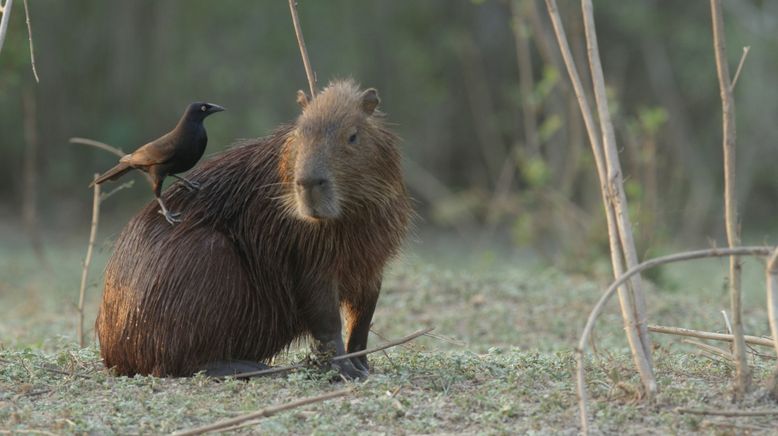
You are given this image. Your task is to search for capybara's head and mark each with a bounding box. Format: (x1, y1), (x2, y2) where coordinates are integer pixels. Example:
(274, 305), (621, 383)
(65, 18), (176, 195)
(284, 80), (398, 222)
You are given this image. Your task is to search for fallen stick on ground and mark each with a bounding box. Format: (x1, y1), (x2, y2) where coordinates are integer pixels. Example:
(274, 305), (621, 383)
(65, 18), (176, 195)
(172, 388), (351, 436)
(702, 421), (770, 432)
(681, 339), (733, 361)
(225, 327), (434, 379)
(649, 325), (774, 348)
(676, 407), (778, 417)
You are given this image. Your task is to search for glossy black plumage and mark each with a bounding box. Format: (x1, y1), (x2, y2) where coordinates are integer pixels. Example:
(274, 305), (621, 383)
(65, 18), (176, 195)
(92, 102), (225, 224)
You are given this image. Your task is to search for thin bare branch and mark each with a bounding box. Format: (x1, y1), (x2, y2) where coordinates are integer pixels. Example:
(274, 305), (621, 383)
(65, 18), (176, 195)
(172, 388), (351, 436)
(69, 137), (125, 158)
(0, 0), (12, 56)
(681, 339), (733, 361)
(649, 324), (775, 348)
(544, 0), (653, 406)
(22, 0), (38, 83)
(721, 310), (733, 334)
(100, 180), (135, 202)
(288, 0), (317, 97)
(581, 0), (654, 388)
(710, 0), (750, 398)
(576, 246), (772, 434)
(226, 327), (433, 379)
(730, 46), (750, 91)
(77, 175), (100, 348)
(765, 248), (778, 397)
(545, 3), (655, 430)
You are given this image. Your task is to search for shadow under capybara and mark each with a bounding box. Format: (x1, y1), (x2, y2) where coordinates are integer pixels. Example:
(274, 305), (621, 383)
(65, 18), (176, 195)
(95, 80), (411, 379)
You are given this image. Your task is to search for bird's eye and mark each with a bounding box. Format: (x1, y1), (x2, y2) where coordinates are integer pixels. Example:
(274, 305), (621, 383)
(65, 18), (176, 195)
(201, 105), (207, 112)
(348, 133), (357, 144)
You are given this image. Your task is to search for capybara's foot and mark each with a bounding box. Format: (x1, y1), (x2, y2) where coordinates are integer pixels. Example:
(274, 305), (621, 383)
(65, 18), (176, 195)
(350, 355), (369, 373)
(332, 358), (368, 381)
(182, 179), (201, 191)
(199, 360), (269, 378)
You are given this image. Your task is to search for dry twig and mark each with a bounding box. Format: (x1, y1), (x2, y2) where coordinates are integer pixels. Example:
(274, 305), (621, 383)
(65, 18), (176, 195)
(702, 421), (771, 432)
(576, 246), (772, 434)
(226, 327), (433, 379)
(544, 3), (655, 430)
(100, 180), (135, 202)
(649, 324), (774, 348)
(676, 407), (778, 417)
(69, 137), (125, 158)
(22, 0), (38, 82)
(581, 0), (655, 386)
(681, 339), (733, 361)
(730, 46), (750, 91)
(766, 248), (778, 396)
(721, 310), (733, 335)
(77, 175), (100, 348)
(0, 0), (12, 56)
(288, 0), (317, 97)
(172, 388), (351, 436)
(710, 0), (751, 398)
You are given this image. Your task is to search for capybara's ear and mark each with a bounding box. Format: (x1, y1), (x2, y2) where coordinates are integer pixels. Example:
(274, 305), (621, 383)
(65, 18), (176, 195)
(296, 90), (309, 109)
(361, 88), (380, 115)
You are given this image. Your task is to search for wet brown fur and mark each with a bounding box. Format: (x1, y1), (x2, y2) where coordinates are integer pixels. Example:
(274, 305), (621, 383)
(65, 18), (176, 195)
(95, 80), (411, 376)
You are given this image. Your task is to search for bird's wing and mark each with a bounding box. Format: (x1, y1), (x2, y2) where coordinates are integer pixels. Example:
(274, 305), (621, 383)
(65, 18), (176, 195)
(121, 132), (177, 167)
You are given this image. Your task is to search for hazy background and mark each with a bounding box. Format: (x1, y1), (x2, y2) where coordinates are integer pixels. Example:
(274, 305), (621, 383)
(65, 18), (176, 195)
(2, 0), (778, 268)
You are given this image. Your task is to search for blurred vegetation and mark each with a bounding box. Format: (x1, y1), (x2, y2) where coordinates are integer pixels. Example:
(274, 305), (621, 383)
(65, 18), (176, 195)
(2, 1), (778, 268)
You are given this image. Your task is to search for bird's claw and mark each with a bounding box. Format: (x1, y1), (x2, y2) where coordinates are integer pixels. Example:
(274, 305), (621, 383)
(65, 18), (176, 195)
(158, 209), (182, 224)
(182, 180), (201, 192)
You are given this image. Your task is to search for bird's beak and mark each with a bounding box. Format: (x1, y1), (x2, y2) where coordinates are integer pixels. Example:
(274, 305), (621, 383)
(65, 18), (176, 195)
(209, 104), (226, 113)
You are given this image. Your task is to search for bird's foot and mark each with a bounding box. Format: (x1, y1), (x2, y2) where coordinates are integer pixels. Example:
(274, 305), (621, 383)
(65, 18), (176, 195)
(182, 180), (201, 192)
(158, 209), (182, 225)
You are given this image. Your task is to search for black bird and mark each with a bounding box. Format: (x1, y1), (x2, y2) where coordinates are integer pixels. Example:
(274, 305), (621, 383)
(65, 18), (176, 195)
(91, 102), (225, 224)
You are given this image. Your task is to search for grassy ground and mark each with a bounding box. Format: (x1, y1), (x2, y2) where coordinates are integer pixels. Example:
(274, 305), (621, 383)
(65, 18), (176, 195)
(2, 228), (778, 434)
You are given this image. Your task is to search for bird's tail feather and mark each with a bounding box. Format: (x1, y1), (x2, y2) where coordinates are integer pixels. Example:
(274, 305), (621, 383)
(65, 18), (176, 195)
(90, 162), (132, 187)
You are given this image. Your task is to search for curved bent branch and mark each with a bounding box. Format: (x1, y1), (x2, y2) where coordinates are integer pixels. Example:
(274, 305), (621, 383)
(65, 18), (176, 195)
(576, 246), (773, 433)
(69, 137), (125, 158)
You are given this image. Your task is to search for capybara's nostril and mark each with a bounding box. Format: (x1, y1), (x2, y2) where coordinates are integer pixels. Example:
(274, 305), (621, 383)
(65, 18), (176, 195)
(297, 177), (328, 190)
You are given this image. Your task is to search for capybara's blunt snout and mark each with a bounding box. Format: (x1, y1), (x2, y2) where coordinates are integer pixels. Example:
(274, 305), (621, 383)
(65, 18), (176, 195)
(295, 175), (339, 220)
(294, 156), (339, 220)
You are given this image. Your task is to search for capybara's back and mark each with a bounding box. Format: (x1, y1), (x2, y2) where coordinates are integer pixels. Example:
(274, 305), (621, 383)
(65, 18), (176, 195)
(96, 80), (410, 378)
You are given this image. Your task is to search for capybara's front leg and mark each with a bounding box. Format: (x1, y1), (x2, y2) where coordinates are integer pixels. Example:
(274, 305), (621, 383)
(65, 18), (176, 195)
(306, 286), (368, 381)
(344, 280), (380, 373)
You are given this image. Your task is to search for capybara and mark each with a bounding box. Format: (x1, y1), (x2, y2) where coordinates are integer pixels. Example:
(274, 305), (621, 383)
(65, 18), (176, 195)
(95, 80), (411, 379)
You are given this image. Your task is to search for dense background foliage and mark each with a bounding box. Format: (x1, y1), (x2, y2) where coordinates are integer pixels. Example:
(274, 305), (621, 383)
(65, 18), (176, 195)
(2, 0), (778, 264)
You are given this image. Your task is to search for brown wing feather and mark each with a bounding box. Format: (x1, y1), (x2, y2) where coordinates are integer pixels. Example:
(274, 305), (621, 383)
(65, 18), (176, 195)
(121, 132), (177, 167)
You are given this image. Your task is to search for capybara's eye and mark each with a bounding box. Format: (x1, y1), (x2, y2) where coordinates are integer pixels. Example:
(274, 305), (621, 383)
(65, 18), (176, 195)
(348, 133), (357, 144)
